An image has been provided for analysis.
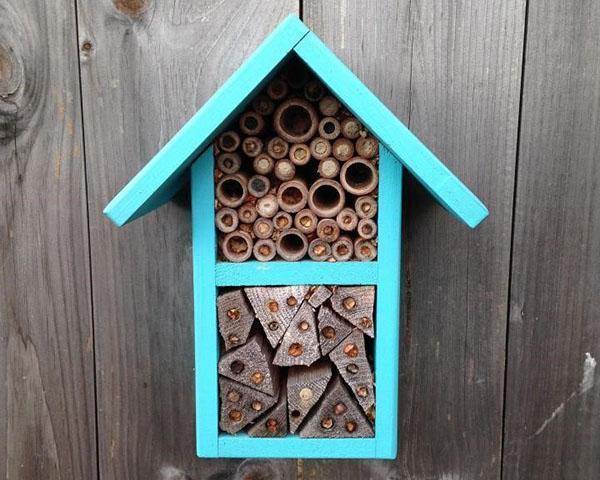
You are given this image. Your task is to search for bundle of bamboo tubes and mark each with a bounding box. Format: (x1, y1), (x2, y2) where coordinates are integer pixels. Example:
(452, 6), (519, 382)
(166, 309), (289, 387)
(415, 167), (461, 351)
(213, 60), (378, 262)
(217, 285), (375, 438)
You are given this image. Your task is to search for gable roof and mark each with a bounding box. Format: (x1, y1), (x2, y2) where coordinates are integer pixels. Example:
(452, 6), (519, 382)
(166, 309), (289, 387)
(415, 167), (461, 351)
(104, 15), (488, 229)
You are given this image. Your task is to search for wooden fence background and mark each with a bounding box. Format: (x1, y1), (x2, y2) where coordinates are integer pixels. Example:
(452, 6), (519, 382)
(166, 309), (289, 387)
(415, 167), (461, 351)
(1, 1), (599, 478)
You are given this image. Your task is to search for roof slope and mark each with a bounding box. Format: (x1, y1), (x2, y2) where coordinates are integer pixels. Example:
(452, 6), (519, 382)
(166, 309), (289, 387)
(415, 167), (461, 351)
(104, 15), (488, 228)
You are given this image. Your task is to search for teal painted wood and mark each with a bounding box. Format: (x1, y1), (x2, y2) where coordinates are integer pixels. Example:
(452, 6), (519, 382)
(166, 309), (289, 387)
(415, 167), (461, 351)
(215, 261), (378, 286)
(104, 15), (309, 227)
(192, 149), (219, 457)
(293, 31), (488, 229)
(373, 145), (402, 459)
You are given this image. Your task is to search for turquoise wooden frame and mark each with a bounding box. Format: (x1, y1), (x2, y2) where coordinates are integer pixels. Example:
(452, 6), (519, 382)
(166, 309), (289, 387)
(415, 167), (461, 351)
(192, 145), (402, 459)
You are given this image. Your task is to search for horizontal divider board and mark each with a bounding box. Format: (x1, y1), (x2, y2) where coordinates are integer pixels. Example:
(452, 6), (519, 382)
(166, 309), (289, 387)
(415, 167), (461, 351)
(215, 261), (378, 286)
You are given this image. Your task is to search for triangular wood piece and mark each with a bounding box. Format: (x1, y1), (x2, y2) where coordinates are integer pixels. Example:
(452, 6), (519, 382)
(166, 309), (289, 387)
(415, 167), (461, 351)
(318, 304), (353, 356)
(298, 375), (374, 438)
(330, 286), (375, 337)
(247, 387), (288, 437)
(218, 333), (280, 396)
(329, 329), (374, 413)
(217, 289), (255, 350)
(245, 286), (310, 347)
(218, 376), (278, 434)
(273, 302), (320, 367)
(287, 359), (332, 433)
(307, 285), (332, 308)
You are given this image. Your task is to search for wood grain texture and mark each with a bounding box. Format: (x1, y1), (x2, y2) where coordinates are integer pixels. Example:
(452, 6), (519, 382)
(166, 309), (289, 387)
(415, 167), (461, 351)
(0, 1), (96, 479)
(305, 0), (524, 477)
(76, 1), (298, 478)
(502, 1), (600, 478)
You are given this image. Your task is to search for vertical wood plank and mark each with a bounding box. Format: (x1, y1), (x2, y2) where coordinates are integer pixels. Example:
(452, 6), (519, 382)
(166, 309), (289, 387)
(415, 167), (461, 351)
(76, 1), (298, 478)
(0, 1), (96, 479)
(502, 2), (600, 478)
(305, 0), (524, 477)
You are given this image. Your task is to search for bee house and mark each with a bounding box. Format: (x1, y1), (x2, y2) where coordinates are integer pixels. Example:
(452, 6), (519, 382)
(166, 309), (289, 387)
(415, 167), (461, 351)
(104, 16), (488, 459)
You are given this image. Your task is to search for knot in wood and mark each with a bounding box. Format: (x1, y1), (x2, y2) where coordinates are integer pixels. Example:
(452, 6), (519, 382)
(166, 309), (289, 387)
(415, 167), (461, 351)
(0, 44), (22, 97)
(342, 296), (356, 310)
(113, 0), (147, 16)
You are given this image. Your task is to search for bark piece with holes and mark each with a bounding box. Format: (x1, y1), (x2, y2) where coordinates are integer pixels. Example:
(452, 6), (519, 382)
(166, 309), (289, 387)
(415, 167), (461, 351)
(329, 329), (374, 414)
(217, 289), (255, 351)
(245, 286), (309, 347)
(217, 333), (280, 396)
(318, 304), (353, 356)
(287, 360), (332, 433)
(330, 286), (375, 337)
(247, 387), (289, 437)
(219, 377), (278, 434)
(298, 375), (373, 438)
(273, 302), (320, 367)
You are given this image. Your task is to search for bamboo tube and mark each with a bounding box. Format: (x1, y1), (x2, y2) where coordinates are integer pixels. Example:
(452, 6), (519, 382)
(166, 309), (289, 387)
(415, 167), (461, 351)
(273, 98), (318, 143)
(252, 94), (275, 116)
(294, 208), (318, 234)
(355, 136), (378, 159)
(253, 239), (277, 262)
(317, 218), (340, 243)
(308, 238), (332, 261)
(253, 217), (274, 239)
(276, 229), (308, 261)
(318, 95), (340, 116)
(317, 157), (340, 179)
(310, 137), (332, 161)
(332, 236), (353, 261)
(239, 111), (265, 136)
(267, 136), (289, 159)
(238, 203), (258, 224)
(222, 231), (253, 262)
(267, 78), (289, 100)
(242, 136), (263, 158)
(340, 117), (362, 139)
(273, 211), (293, 230)
(308, 179), (346, 218)
(332, 138), (355, 162)
(336, 208), (359, 232)
(215, 207), (239, 233)
(274, 159), (296, 181)
(277, 179), (308, 213)
(355, 196), (378, 219)
(318, 117), (341, 140)
(216, 175), (247, 208)
(247, 175), (270, 198)
(218, 130), (241, 152)
(289, 143), (311, 166)
(357, 218), (377, 239)
(253, 154), (275, 175)
(256, 194), (278, 218)
(304, 80), (325, 102)
(354, 238), (377, 261)
(339, 158), (378, 195)
(216, 152), (242, 174)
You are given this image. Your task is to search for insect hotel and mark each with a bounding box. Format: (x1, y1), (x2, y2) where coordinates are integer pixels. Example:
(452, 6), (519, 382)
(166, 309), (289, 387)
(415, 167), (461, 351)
(104, 16), (488, 459)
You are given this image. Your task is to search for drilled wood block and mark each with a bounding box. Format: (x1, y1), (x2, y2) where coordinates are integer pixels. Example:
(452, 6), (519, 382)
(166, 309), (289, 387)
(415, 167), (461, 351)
(318, 304), (354, 356)
(247, 386), (288, 437)
(218, 333), (280, 396)
(286, 359), (332, 433)
(307, 285), (332, 308)
(217, 289), (255, 350)
(273, 302), (321, 367)
(245, 286), (309, 347)
(298, 375), (374, 438)
(330, 286), (375, 337)
(219, 376), (278, 434)
(329, 329), (374, 413)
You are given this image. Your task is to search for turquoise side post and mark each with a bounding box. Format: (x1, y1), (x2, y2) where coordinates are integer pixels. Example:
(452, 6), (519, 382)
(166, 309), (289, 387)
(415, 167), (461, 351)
(192, 149), (219, 457)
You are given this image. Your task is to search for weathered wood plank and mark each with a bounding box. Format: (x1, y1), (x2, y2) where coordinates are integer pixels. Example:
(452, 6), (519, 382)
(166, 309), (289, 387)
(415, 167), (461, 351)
(0, 1), (96, 478)
(502, 2), (600, 478)
(76, 1), (298, 477)
(304, 0), (524, 477)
